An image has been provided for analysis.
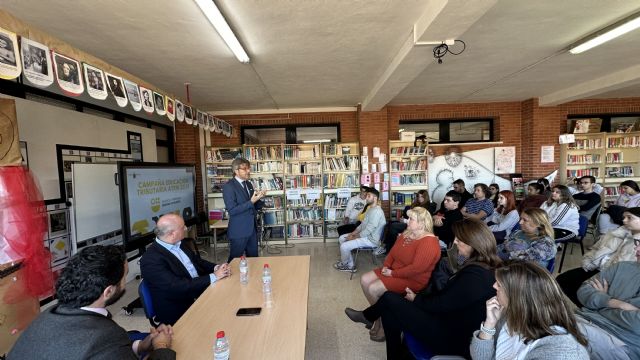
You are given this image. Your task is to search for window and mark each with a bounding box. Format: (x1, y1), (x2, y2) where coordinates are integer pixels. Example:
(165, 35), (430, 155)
(242, 125), (340, 144)
(399, 119), (493, 143)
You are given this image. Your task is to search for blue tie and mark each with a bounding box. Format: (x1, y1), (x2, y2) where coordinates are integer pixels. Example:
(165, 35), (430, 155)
(243, 181), (251, 197)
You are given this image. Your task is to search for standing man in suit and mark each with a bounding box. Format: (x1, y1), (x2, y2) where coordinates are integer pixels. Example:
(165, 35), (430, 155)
(9, 245), (175, 360)
(223, 157), (265, 262)
(140, 214), (230, 325)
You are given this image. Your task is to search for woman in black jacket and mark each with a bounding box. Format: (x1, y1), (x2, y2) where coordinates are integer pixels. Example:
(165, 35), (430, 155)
(345, 219), (502, 358)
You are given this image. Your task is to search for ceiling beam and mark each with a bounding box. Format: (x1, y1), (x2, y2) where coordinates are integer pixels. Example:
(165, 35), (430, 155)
(361, 0), (497, 111)
(539, 63), (640, 106)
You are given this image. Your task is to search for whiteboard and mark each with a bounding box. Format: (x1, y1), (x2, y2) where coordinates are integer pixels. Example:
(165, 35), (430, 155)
(72, 163), (121, 242)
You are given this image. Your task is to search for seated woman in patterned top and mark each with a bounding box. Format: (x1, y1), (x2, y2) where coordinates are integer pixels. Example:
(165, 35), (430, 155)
(461, 183), (494, 221)
(497, 208), (556, 268)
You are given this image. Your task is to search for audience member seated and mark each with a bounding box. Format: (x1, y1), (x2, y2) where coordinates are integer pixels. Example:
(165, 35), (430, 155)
(470, 261), (588, 360)
(485, 190), (519, 243)
(557, 207), (640, 307)
(345, 207), (441, 341)
(334, 187), (386, 272)
(8, 245), (176, 360)
(537, 178), (552, 198)
(337, 187), (371, 236)
(575, 238), (640, 359)
(461, 183), (494, 221)
(344, 219), (501, 358)
(439, 178), (473, 210)
(488, 183), (500, 208)
(433, 190), (463, 248)
(540, 185), (580, 242)
(566, 176), (604, 196)
(598, 180), (640, 235)
(338, 186), (368, 235)
(517, 183), (548, 214)
(497, 208), (556, 268)
(383, 189), (435, 254)
(573, 175), (602, 219)
(140, 214), (230, 325)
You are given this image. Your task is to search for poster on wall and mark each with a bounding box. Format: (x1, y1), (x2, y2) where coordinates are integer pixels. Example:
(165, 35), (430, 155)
(166, 97), (175, 121)
(203, 113), (210, 130)
(20, 37), (53, 87)
(494, 146), (515, 174)
(105, 73), (128, 107)
(214, 117), (222, 133)
(0, 27), (21, 80)
(0, 99), (22, 165)
(193, 109), (201, 127)
(153, 92), (166, 116)
(208, 115), (215, 132)
(52, 51), (84, 95)
(83, 63), (107, 100)
(196, 110), (205, 128)
(175, 100), (184, 122)
(139, 86), (154, 113)
(124, 79), (142, 111)
(184, 105), (193, 124)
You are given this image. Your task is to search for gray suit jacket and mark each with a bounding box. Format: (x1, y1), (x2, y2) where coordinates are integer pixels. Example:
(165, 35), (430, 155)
(8, 305), (175, 360)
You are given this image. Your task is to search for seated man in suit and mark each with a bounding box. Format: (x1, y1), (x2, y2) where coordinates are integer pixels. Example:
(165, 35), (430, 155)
(140, 214), (230, 325)
(9, 245), (175, 360)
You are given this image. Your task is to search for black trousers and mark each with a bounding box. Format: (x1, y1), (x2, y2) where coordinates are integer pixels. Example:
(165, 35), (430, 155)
(556, 267), (599, 307)
(384, 222), (407, 253)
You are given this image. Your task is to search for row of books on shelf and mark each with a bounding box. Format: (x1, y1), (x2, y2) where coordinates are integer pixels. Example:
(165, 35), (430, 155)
(567, 168), (599, 178)
(566, 154), (601, 165)
(608, 136), (640, 148)
(606, 152), (624, 163)
(604, 186), (622, 197)
(605, 167), (634, 177)
(248, 176), (284, 190)
(390, 159), (428, 171)
(324, 194), (350, 208)
(568, 139), (603, 150)
(262, 196), (284, 208)
(263, 227), (285, 239)
(206, 165), (233, 177)
(206, 148), (242, 162)
(284, 145), (320, 159)
(251, 161), (283, 173)
(262, 211), (285, 226)
(324, 208), (346, 221)
(324, 144), (353, 156)
(244, 146), (282, 161)
(390, 173), (428, 186)
(286, 209), (323, 221)
(287, 223), (323, 238)
(285, 175), (322, 188)
(323, 173), (358, 188)
(390, 145), (427, 156)
(392, 192), (416, 206)
(323, 156), (360, 171)
(287, 196), (320, 207)
(209, 179), (226, 193)
(325, 226), (340, 238)
(286, 161), (322, 174)
(391, 209), (405, 221)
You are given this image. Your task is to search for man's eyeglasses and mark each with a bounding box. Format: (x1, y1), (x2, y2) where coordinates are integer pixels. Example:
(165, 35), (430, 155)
(580, 181), (591, 185)
(237, 167), (250, 171)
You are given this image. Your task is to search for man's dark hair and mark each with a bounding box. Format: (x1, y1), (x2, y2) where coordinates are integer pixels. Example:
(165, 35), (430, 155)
(579, 175), (596, 184)
(445, 190), (461, 203)
(453, 179), (465, 186)
(55, 245), (126, 308)
(367, 187), (380, 199)
(528, 183), (545, 194)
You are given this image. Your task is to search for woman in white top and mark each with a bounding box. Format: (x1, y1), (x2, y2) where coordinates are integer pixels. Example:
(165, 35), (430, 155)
(485, 190), (519, 244)
(598, 180), (640, 235)
(540, 185), (579, 242)
(470, 261), (588, 360)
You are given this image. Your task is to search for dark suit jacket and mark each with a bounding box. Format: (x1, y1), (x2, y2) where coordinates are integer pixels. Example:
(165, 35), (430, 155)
(8, 306), (175, 360)
(222, 178), (264, 239)
(140, 241), (216, 325)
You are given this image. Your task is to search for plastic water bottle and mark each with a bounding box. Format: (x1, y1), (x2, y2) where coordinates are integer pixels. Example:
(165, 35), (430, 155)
(239, 256), (248, 285)
(262, 264), (273, 308)
(214, 330), (229, 360)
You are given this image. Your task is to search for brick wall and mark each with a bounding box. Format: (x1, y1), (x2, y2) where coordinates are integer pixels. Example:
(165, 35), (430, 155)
(174, 121), (204, 213)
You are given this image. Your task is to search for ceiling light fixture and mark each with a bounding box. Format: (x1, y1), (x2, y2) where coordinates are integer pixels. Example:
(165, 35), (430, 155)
(193, 0), (250, 63)
(569, 11), (640, 54)
(303, 139), (331, 143)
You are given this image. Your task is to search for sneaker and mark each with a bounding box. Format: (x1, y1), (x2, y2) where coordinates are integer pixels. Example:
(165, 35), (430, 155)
(333, 262), (356, 272)
(373, 247), (386, 256)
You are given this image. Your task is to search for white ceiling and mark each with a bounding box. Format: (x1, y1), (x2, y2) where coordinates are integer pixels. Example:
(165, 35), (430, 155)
(3, 1), (640, 112)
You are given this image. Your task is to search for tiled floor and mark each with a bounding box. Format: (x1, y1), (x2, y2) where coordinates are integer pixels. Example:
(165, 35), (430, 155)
(107, 235), (592, 359)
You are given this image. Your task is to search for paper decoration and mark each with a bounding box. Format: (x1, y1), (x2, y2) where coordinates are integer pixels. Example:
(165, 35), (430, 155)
(20, 37), (53, 87)
(380, 162), (387, 172)
(153, 92), (166, 116)
(379, 153), (386, 163)
(123, 80), (142, 112)
(166, 98), (175, 121)
(371, 164), (377, 173)
(373, 173), (381, 183)
(83, 63), (107, 100)
(541, 146), (554, 163)
(286, 189), (301, 200)
(306, 188), (321, 200)
(0, 27), (21, 80)
(105, 73), (127, 107)
(360, 174), (371, 185)
(361, 155), (369, 173)
(139, 86), (154, 113)
(559, 134), (575, 144)
(175, 100), (184, 122)
(494, 146), (515, 174)
(53, 51), (84, 95)
(400, 131), (416, 141)
(382, 182), (389, 191)
(362, 146), (368, 156)
(184, 105), (193, 124)
(337, 188), (352, 198)
(373, 147), (380, 158)
(0, 99), (21, 165)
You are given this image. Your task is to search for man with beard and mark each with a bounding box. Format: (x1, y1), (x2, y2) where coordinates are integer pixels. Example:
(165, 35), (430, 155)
(8, 245), (176, 359)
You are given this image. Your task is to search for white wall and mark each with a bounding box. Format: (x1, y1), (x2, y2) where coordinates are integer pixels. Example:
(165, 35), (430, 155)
(5, 96), (157, 200)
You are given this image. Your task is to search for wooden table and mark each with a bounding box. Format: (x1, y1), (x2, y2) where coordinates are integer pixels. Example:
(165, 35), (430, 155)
(172, 255), (310, 359)
(208, 220), (229, 259)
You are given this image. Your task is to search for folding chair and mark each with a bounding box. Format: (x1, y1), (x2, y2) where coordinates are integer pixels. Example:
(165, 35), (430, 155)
(556, 216), (588, 273)
(585, 205), (601, 242)
(349, 225), (386, 280)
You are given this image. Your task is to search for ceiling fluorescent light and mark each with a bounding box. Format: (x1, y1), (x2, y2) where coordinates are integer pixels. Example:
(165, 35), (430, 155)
(194, 0), (250, 63)
(303, 139), (331, 143)
(569, 11), (640, 54)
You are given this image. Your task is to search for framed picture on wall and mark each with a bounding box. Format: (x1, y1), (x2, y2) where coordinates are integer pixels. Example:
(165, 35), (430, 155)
(49, 235), (70, 265)
(48, 209), (68, 238)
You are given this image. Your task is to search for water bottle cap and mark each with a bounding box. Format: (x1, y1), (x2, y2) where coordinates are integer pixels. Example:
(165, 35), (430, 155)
(241, 255), (246, 260)
(216, 330), (225, 338)
(263, 263), (269, 268)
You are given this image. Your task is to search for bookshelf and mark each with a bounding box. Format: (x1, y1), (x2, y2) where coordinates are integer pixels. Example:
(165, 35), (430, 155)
(284, 144), (324, 242)
(388, 140), (429, 221)
(322, 142), (360, 240)
(205, 146), (243, 211)
(560, 132), (605, 185)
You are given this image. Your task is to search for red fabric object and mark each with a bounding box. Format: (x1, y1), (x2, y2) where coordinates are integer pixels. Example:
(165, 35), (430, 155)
(0, 166), (53, 298)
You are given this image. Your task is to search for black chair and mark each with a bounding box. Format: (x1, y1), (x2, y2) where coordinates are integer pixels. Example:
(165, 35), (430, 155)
(556, 216), (588, 273)
(138, 279), (159, 327)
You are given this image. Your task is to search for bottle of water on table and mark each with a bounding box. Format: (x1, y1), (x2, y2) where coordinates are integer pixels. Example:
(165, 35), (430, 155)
(239, 255), (248, 285)
(262, 263), (273, 308)
(213, 330), (229, 360)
